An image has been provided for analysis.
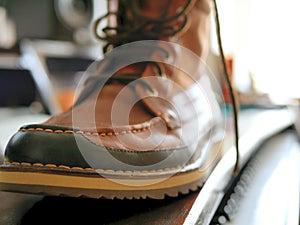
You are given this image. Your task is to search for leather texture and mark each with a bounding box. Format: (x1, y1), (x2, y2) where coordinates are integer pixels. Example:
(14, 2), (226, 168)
(4, 0), (223, 173)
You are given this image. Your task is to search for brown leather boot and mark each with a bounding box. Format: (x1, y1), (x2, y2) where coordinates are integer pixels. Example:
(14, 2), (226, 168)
(0, 0), (233, 199)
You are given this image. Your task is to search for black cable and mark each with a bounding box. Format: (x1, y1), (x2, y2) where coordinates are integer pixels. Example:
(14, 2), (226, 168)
(213, 0), (240, 175)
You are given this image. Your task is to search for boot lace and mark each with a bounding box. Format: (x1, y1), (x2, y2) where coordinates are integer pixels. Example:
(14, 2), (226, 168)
(92, 0), (240, 175)
(94, 0), (194, 53)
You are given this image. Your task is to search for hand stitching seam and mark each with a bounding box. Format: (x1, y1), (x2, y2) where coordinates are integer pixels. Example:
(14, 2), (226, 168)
(4, 161), (186, 174)
(19, 126), (152, 137)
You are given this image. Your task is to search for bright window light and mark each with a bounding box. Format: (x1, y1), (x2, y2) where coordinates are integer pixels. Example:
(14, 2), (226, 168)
(213, 0), (300, 100)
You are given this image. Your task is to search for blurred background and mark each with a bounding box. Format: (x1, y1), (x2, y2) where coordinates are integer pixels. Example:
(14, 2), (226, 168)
(0, 0), (106, 116)
(213, 0), (300, 103)
(1, 0), (300, 113)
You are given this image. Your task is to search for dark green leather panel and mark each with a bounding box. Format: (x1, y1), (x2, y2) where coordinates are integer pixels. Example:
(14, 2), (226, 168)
(4, 125), (195, 171)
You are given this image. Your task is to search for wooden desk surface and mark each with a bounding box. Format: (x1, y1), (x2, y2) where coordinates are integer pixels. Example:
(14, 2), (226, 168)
(20, 192), (199, 225)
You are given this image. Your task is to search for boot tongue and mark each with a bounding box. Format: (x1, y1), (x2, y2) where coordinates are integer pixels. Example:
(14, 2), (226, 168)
(139, 0), (189, 18)
(139, 0), (171, 18)
(138, 0), (193, 42)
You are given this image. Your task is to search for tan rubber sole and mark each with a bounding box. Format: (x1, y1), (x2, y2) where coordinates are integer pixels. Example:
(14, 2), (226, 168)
(0, 168), (206, 199)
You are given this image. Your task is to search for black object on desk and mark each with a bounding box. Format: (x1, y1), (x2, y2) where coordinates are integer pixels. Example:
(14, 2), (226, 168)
(0, 68), (37, 107)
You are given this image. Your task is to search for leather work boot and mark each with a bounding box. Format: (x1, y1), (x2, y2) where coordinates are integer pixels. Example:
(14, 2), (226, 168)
(0, 0), (238, 199)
